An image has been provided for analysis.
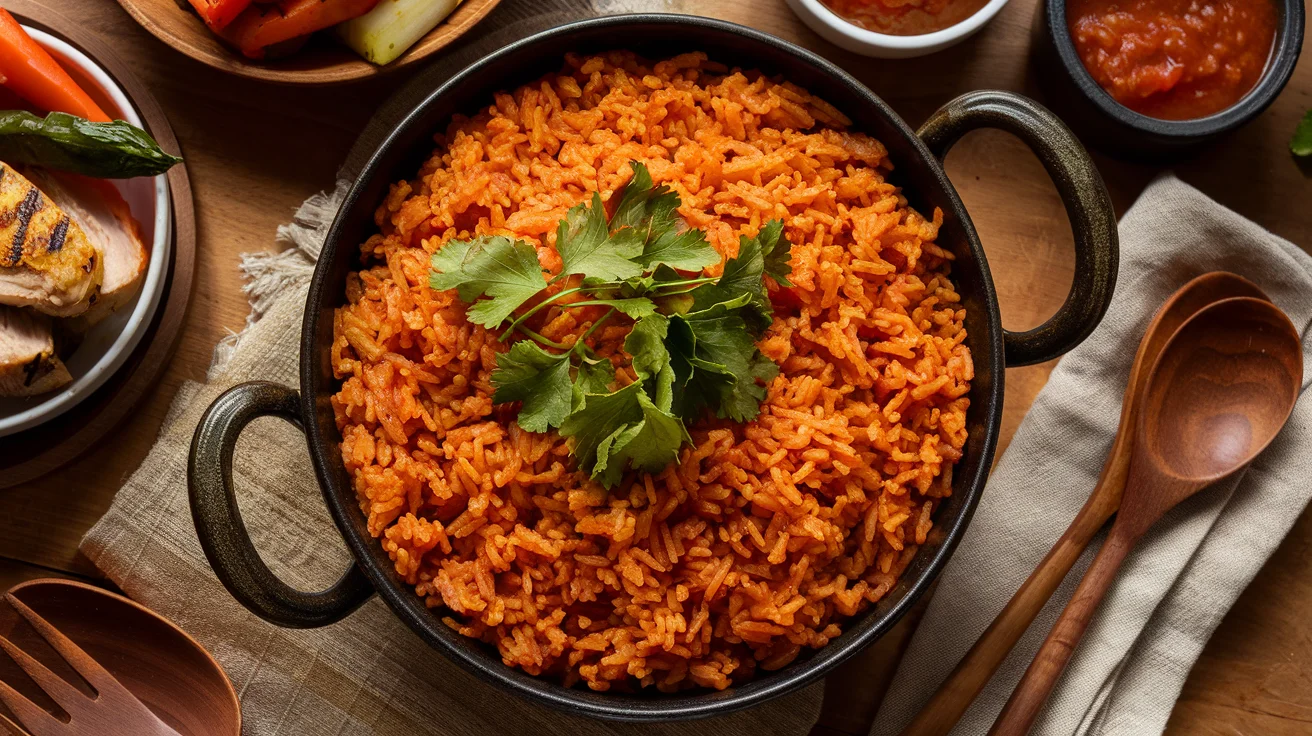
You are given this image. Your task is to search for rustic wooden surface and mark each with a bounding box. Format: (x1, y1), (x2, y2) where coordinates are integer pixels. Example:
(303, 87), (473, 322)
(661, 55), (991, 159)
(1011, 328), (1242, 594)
(0, 0), (1308, 734)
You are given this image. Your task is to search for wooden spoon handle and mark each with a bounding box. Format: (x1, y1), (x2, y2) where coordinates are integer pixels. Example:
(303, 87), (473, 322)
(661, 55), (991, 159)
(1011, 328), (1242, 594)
(987, 529), (1137, 736)
(897, 489), (1117, 736)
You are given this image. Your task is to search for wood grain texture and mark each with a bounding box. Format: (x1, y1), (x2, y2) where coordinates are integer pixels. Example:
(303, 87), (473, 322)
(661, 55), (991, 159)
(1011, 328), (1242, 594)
(115, 0), (503, 85)
(0, 1), (1308, 734)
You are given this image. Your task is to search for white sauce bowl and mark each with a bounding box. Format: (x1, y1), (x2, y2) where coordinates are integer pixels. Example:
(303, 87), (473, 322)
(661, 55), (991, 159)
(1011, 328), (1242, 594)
(785, 0), (1012, 58)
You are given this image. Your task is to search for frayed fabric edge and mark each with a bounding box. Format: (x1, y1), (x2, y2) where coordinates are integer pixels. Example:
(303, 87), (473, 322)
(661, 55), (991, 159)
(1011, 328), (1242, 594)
(208, 179), (352, 379)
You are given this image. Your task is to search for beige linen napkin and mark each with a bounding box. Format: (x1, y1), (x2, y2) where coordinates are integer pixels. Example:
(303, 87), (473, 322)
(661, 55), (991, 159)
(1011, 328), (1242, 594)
(870, 174), (1312, 736)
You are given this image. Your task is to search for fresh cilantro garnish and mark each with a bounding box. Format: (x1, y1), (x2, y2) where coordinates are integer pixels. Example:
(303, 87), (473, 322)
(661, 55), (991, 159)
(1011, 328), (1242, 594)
(611, 163), (721, 273)
(557, 192), (645, 281)
(429, 235), (548, 328)
(688, 220), (792, 331)
(573, 358), (616, 406)
(669, 295), (780, 423)
(1293, 109), (1312, 157)
(429, 161), (792, 488)
(489, 341), (573, 433)
(757, 218), (794, 287)
(561, 382), (690, 489)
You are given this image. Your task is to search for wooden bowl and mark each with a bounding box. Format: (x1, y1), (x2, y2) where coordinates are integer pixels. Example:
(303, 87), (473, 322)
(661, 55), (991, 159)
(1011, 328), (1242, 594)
(115, 0), (503, 85)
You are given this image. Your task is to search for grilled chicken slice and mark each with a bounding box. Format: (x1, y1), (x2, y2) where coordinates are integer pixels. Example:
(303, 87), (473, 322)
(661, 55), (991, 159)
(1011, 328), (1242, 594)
(24, 169), (147, 325)
(0, 305), (71, 396)
(0, 163), (102, 317)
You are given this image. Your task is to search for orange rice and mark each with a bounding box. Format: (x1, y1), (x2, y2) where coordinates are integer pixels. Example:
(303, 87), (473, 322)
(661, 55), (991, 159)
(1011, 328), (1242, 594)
(330, 51), (972, 692)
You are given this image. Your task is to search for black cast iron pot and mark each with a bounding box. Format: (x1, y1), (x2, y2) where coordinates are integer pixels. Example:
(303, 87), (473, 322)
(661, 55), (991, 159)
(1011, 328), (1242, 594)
(189, 14), (1118, 723)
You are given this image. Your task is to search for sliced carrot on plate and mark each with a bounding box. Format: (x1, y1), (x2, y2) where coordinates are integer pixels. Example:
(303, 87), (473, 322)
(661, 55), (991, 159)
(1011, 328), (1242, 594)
(0, 9), (109, 122)
(222, 0), (381, 59)
(187, 0), (255, 32)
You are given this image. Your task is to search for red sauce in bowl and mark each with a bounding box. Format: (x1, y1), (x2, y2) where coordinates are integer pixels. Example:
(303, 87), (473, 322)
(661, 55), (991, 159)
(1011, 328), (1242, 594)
(821, 0), (992, 35)
(1067, 0), (1277, 120)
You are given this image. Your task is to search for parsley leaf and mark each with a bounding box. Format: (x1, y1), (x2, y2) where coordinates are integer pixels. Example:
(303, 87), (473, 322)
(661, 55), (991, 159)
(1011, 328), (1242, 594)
(490, 341), (574, 432)
(563, 382), (688, 488)
(756, 219), (794, 287)
(641, 228), (721, 273)
(611, 162), (672, 231)
(625, 314), (675, 410)
(557, 193), (644, 281)
(611, 162), (720, 272)
(593, 390), (688, 488)
(687, 220), (790, 330)
(560, 382), (644, 479)
(1293, 109), (1312, 157)
(572, 358), (615, 411)
(596, 297), (658, 320)
(429, 236), (548, 328)
(624, 314), (670, 379)
(670, 295), (778, 423)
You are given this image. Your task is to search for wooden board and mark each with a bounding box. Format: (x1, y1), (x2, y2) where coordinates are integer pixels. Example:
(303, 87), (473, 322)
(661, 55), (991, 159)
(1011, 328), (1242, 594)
(0, 1), (197, 489)
(0, 1), (1308, 735)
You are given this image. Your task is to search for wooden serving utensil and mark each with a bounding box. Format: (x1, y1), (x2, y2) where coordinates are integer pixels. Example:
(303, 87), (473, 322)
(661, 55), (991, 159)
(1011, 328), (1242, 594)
(988, 296), (1303, 736)
(0, 579), (240, 736)
(898, 272), (1267, 736)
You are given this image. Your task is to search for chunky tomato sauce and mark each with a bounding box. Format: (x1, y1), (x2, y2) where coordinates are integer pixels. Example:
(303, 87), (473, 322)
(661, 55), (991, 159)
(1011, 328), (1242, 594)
(1067, 0), (1277, 120)
(822, 0), (992, 35)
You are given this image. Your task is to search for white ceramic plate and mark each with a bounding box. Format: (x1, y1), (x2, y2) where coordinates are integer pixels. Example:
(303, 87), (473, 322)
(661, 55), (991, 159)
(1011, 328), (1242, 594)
(785, 0), (1011, 58)
(0, 27), (173, 437)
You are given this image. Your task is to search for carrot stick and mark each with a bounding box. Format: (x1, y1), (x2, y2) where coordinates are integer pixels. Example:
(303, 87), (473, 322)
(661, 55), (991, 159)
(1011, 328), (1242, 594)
(187, 0), (255, 32)
(222, 0), (380, 59)
(0, 9), (109, 122)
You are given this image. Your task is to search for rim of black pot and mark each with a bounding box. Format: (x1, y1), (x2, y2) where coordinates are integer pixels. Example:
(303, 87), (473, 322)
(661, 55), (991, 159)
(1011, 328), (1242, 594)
(1046, 0), (1305, 139)
(303, 13), (1004, 722)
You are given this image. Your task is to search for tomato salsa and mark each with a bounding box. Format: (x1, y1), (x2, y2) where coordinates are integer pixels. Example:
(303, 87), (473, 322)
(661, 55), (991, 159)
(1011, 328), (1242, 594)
(821, 0), (992, 35)
(1067, 0), (1277, 120)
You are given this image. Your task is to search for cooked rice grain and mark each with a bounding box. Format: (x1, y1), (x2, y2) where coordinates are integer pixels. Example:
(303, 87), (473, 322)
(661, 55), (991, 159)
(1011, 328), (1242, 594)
(331, 51), (972, 692)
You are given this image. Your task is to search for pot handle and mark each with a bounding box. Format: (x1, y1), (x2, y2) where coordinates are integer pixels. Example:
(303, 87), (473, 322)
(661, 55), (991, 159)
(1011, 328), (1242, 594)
(917, 90), (1118, 367)
(188, 381), (374, 628)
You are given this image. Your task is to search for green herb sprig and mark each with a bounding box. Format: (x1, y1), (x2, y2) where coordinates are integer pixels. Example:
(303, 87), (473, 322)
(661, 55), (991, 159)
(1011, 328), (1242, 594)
(429, 162), (792, 488)
(0, 111), (182, 179)
(1293, 109), (1312, 158)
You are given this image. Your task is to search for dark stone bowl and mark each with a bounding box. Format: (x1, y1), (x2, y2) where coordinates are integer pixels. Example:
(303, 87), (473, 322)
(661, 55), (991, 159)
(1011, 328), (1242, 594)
(1033, 0), (1306, 159)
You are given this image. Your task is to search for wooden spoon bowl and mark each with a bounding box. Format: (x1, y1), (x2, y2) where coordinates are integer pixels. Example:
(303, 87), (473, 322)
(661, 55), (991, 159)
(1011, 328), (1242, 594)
(1130, 296), (1304, 526)
(115, 0), (503, 85)
(0, 580), (240, 736)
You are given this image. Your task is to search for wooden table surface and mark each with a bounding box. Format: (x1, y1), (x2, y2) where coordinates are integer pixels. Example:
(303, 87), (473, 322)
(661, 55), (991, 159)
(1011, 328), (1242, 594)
(1, 0), (1309, 734)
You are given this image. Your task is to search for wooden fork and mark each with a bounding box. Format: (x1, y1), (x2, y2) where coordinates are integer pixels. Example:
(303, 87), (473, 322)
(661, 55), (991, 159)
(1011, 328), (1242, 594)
(0, 593), (181, 736)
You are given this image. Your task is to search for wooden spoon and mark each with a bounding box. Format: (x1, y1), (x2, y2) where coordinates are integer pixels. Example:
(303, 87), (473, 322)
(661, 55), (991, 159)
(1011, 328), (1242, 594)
(988, 296), (1303, 736)
(0, 579), (241, 736)
(898, 272), (1267, 736)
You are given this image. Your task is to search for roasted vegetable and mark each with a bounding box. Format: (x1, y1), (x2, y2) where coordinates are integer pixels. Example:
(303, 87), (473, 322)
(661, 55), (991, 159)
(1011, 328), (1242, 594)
(0, 112), (181, 179)
(337, 0), (461, 65)
(0, 10), (109, 123)
(222, 0), (380, 59)
(1293, 109), (1312, 157)
(187, 0), (255, 31)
